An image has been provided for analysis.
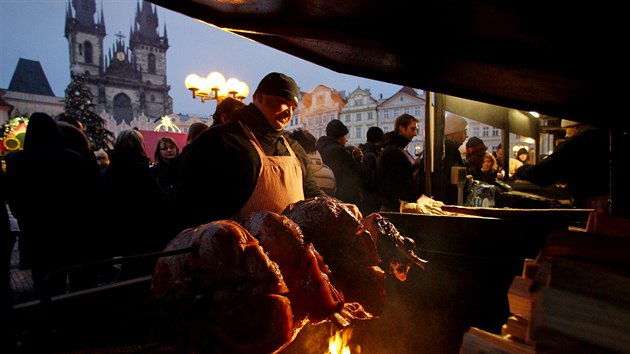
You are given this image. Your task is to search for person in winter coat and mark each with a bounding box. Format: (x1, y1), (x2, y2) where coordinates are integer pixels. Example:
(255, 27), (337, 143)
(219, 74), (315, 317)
(175, 72), (326, 230)
(151, 136), (181, 198)
(316, 119), (363, 206)
(289, 128), (336, 196)
(378, 114), (422, 211)
(104, 129), (170, 280)
(442, 112), (470, 205)
(515, 119), (610, 211)
(5, 113), (103, 296)
(359, 126), (385, 215)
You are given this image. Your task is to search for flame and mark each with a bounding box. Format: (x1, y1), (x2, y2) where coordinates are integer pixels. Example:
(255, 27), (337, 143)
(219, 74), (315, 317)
(327, 329), (360, 354)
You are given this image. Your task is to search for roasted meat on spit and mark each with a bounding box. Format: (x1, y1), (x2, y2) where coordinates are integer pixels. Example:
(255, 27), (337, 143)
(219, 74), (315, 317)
(152, 198), (427, 353)
(152, 220), (294, 354)
(283, 197), (387, 315)
(242, 210), (371, 330)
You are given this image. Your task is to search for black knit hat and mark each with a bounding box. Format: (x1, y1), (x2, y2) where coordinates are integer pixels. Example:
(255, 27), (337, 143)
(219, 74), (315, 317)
(326, 119), (349, 138)
(366, 126), (384, 143)
(465, 136), (487, 156)
(254, 72), (299, 105)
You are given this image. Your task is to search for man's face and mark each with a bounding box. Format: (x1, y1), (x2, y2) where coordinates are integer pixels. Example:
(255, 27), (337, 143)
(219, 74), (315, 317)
(336, 134), (349, 147)
(565, 126), (579, 138)
(468, 150), (486, 168)
(400, 121), (419, 140)
(256, 94), (297, 131)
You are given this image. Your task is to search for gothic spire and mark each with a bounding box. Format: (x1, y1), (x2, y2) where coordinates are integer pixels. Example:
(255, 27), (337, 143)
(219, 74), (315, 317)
(136, 0), (159, 41)
(162, 21), (169, 46)
(100, 3), (105, 29)
(72, 0), (96, 26)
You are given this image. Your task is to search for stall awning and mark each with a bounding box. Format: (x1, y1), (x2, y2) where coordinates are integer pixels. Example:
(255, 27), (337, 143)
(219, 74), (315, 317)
(149, 0), (626, 129)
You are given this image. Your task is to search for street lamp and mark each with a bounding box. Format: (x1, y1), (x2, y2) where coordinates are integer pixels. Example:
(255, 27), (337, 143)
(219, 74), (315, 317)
(185, 71), (249, 103)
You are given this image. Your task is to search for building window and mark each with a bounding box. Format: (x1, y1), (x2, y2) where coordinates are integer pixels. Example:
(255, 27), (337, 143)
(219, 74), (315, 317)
(415, 106), (421, 116)
(482, 126), (489, 137)
(473, 127), (480, 137)
(384, 111), (389, 120)
(368, 112), (373, 120)
(84, 41), (93, 64)
(151, 94), (155, 102)
(356, 113), (362, 121)
(113, 93), (133, 125)
(393, 109), (399, 118)
(355, 127), (362, 139)
(345, 114), (351, 123)
(492, 127), (500, 136)
(148, 53), (156, 74)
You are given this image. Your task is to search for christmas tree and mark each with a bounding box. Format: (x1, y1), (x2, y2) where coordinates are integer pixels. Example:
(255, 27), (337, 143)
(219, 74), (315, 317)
(58, 73), (114, 150)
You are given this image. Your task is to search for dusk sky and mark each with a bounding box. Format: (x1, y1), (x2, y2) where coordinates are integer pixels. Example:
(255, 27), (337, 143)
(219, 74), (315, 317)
(1, 0), (403, 117)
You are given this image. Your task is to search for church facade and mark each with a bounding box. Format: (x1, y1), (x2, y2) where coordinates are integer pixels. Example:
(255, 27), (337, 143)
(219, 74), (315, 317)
(65, 0), (172, 124)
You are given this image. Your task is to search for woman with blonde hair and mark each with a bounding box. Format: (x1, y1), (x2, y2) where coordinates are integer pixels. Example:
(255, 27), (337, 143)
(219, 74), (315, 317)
(479, 151), (499, 183)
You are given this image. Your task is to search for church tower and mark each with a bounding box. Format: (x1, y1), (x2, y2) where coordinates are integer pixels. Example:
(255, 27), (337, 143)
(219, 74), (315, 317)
(65, 0), (105, 88)
(129, 0), (172, 120)
(65, 0), (172, 125)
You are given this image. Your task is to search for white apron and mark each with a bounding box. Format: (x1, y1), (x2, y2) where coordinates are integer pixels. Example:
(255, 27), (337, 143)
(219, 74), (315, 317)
(235, 122), (304, 220)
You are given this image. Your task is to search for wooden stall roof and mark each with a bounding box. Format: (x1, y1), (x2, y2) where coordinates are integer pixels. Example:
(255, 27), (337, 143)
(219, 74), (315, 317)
(149, 0), (627, 129)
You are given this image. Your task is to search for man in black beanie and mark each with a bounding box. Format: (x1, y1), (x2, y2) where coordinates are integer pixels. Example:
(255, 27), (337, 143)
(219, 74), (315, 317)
(316, 119), (363, 206)
(174, 72), (327, 230)
(465, 136), (487, 175)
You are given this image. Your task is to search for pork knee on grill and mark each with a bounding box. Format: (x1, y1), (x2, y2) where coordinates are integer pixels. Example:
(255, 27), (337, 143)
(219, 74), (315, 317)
(283, 197), (387, 315)
(152, 220), (294, 354)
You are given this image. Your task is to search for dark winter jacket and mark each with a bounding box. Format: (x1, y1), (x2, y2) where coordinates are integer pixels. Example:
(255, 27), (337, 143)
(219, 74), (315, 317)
(358, 141), (382, 215)
(105, 148), (169, 256)
(5, 113), (104, 295)
(378, 131), (421, 211)
(150, 160), (180, 198)
(442, 138), (469, 205)
(515, 125), (610, 208)
(174, 103), (326, 230)
(316, 135), (363, 205)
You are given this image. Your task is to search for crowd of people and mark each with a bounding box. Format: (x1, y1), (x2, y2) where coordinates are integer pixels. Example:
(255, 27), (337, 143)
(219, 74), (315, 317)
(0, 72), (612, 328)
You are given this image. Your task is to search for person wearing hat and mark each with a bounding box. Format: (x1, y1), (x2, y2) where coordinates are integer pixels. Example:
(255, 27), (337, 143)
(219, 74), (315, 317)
(560, 119), (581, 138)
(464, 136), (488, 179)
(358, 126), (385, 215)
(515, 119), (610, 211)
(316, 119), (363, 206)
(515, 147), (530, 165)
(442, 112), (470, 205)
(174, 72), (327, 230)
